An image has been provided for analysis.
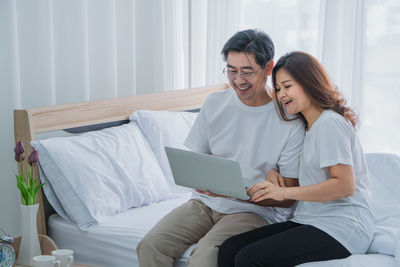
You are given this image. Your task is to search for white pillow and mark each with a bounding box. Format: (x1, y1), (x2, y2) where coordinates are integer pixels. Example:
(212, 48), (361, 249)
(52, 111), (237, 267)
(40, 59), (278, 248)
(31, 122), (173, 230)
(365, 153), (400, 256)
(37, 160), (70, 222)
(130, 110), (198, 194)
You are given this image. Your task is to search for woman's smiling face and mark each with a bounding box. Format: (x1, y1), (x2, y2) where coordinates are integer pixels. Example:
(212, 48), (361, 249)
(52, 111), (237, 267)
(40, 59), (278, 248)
(274, 68), (312, 115)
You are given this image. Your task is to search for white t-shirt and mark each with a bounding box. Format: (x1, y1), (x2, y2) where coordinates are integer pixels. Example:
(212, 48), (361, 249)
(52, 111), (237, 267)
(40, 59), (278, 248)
(291, 110), (374, 254)
(184, 88), (305, 223)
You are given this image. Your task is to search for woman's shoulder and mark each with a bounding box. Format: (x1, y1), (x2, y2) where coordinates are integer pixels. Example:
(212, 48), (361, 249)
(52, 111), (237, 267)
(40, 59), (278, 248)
(320, 110), (351, 126)
(316, 110), (354, 136)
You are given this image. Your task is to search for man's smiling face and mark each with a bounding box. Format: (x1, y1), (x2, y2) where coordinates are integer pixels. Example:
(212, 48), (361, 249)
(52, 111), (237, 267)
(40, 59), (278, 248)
(226, 51), (273, 106)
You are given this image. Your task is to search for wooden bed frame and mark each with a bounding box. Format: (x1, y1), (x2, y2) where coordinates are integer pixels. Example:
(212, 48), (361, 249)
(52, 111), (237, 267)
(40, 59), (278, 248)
(13, 83), (229, 236)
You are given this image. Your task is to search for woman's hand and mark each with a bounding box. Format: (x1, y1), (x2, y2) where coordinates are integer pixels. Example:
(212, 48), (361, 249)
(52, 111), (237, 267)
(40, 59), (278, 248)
(247, 181), (287, 202)
(265, 169), (285, 187)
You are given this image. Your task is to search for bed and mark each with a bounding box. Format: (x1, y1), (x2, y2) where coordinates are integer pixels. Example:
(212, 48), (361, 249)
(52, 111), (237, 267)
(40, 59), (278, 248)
(13, 84), (400, 267)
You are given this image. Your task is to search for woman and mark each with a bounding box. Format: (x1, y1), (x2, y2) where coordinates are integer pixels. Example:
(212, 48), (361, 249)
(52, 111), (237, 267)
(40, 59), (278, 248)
(218, 51), (373, 267)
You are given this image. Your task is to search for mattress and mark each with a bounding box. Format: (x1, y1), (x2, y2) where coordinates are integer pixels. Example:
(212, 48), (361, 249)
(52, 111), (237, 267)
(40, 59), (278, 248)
(48, 190), (397, 267)
(48, 192), (194, 267)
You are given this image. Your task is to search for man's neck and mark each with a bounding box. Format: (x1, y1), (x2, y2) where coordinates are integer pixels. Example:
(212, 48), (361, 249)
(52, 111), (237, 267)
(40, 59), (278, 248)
(242, 90), (272, 107)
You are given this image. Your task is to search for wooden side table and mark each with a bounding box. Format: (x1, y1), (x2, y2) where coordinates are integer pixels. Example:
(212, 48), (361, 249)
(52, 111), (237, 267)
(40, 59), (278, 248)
(12, 235), (96, 267)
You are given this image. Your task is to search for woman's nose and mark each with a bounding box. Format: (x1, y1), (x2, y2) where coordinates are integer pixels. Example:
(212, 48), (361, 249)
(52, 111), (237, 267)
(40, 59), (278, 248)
(277, 91), (286, 101)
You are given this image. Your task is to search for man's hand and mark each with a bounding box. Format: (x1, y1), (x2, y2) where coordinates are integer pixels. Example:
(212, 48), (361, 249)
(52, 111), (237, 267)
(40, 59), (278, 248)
(265, 169), (285, 187)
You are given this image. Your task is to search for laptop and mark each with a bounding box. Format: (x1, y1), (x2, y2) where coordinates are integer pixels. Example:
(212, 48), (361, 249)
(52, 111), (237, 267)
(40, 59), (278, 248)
(165, 146), (250, 200)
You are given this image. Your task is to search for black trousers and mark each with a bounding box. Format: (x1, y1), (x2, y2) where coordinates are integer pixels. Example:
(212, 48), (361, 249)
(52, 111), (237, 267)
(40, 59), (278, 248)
(218, 221), (351, 267)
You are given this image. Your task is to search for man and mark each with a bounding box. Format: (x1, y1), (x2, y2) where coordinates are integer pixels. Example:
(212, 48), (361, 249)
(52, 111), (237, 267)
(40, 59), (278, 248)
(137, 29), (305, 267)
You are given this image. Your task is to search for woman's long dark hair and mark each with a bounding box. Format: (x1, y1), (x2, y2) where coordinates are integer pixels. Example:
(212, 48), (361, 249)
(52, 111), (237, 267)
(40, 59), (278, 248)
(272, 51), (357, 128)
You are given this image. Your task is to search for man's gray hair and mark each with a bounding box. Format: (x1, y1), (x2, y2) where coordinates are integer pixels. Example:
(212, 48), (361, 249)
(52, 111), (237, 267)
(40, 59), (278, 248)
(221, 29), (275, 68)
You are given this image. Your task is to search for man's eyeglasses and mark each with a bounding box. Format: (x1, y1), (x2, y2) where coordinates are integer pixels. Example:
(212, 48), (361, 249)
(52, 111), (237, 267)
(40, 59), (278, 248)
(223, 67), (263, 80)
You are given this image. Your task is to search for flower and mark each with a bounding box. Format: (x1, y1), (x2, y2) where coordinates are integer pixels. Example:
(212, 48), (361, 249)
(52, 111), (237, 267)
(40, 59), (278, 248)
(28, 150), (39, 166)
(14, 141), (25, 162)
(14, 141), (44, 205)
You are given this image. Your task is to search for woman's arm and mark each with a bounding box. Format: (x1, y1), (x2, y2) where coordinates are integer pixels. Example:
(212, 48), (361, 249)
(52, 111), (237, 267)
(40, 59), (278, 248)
(249, 177), (298, 207)
(197, 174), (299, 208)
(248, 164), (355, 202)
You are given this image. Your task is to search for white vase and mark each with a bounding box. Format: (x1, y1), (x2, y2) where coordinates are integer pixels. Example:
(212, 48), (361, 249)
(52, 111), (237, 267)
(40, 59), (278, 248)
(16, 203), (41, 266)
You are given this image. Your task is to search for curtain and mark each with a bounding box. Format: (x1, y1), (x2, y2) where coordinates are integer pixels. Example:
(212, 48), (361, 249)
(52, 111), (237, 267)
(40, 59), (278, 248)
(318, 0), (367, 121)
(358, 0), (400, 153)
(1, 0), (367, 107)
(190, 0), (244, 87)
(1, 0), (137, 109)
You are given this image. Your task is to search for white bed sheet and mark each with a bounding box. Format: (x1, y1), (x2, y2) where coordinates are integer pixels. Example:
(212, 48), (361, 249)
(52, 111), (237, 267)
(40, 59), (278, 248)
(48, 189), (397, 267)
(48, 192), (193, 267)
(297, 254), (395, 267)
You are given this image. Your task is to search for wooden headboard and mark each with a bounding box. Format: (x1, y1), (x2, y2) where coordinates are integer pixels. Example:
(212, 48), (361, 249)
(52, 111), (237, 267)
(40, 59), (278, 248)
(13, 83), (229, 236)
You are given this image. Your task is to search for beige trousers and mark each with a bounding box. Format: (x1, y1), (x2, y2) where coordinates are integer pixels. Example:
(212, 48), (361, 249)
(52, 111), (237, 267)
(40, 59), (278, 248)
(137, 199), (268, 267)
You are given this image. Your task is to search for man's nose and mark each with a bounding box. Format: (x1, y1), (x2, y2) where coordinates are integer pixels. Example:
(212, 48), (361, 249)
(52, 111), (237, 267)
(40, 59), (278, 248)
(233, 74), (245, 84)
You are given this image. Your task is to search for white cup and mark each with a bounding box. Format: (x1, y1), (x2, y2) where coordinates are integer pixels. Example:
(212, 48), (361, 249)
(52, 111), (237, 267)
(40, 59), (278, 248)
(32, 255), (60, 267)
(51, 249), (74, 267)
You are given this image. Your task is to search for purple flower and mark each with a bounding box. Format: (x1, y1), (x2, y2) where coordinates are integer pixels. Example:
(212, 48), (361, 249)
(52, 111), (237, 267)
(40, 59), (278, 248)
(14, 141), (25, 162)
(15, 153), (25, 162)
(28, 150), (39, 166)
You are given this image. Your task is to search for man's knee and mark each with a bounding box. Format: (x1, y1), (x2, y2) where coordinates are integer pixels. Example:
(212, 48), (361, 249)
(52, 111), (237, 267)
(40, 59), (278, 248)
(188, 245), (219, 267)
(137, 232), (161, 256)
(138, 231), (188, 259)
(137, 232), (178, 267)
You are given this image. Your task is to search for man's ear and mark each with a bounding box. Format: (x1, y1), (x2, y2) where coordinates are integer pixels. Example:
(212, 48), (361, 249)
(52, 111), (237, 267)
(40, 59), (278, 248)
(266, 60), (274, 75)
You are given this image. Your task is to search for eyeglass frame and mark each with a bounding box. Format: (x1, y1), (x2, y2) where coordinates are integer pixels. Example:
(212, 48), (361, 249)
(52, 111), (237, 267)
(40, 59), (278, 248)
(222, 66), (264, 80)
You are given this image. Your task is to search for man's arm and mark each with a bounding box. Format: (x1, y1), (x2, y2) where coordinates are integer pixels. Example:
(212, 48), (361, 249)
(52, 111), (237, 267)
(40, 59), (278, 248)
(251, 120), (304, 207)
